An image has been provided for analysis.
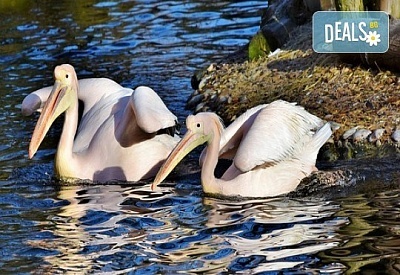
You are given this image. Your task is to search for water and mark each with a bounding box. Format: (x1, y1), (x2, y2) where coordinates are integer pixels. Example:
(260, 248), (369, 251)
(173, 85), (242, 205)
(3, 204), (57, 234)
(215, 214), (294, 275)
(0, 1), (399, 273)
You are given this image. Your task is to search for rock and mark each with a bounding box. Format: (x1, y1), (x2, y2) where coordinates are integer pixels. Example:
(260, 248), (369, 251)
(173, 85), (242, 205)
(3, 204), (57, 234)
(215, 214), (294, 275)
(195, 102), (206, 113)
(186, 94), (204, 110)
(368, 128), (385, 143)
(342, 127), (359, 140)
(329, 121), (341, 132)
(391, 129), (400, 142)
(198, 75), (212, 91)
(352, 129), (372, 142)
(248, 31), (270, 61)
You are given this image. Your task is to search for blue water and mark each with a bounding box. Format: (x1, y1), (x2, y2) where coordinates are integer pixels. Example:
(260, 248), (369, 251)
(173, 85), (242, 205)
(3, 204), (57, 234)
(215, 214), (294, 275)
(0, 1), (399, 273)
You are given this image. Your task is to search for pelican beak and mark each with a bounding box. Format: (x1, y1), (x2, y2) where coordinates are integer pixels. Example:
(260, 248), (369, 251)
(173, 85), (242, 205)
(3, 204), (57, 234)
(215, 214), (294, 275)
(28, 80), (69, 159)
(151, 129), (208, 190)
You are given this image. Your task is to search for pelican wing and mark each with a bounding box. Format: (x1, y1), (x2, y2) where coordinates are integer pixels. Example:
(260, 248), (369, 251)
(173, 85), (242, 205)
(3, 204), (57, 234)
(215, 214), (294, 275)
(77, 78), (125, 116)
(234, 100), (324, 172)
(21, 86), (52, 116)
(73, 88), (132, 152)
(132, 86), (177, 134)
(199, 104), (268, 165)
(21, 78), (123, 117)
(217, 104), (267, 159)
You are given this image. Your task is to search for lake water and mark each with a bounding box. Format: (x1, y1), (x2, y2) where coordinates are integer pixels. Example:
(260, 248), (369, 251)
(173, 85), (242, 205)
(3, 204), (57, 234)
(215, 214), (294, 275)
(0, 1), (399, 273)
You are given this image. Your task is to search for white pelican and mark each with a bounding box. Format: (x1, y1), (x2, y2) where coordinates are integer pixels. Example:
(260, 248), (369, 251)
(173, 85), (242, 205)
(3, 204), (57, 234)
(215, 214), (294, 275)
(152, 100), (332, 198)
(22, 76), (134, 151)
(22, 77), (124, 117)
(25, 64), (180, 183)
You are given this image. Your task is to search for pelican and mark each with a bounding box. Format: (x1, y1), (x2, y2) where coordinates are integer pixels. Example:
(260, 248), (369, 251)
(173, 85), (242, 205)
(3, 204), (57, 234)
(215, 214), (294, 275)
(25, 64), (180, 183)
(152, 100), (332, 198)
(22, 77), (124, 117)
(22, 76), (140, 150)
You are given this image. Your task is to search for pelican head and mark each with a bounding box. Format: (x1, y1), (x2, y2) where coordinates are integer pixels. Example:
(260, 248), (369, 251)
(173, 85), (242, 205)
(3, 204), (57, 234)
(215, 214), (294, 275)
(152, 112), (223, 190)
(29, 64), (79, 159)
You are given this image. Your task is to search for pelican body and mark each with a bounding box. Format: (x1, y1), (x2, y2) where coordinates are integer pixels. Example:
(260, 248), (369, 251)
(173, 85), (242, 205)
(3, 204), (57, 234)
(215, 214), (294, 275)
(152, 100), (332, 198)
(24, 64), (180, 183)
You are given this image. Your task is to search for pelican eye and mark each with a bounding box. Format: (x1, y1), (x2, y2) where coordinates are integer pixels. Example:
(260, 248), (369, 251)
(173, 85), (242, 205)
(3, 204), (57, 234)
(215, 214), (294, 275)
(196, 123), (201, 128)
(65, 74), (69, 79)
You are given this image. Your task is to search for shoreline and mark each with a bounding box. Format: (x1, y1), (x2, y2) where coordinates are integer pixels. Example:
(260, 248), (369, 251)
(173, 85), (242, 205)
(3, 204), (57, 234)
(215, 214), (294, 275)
(187, 23), (400, 160)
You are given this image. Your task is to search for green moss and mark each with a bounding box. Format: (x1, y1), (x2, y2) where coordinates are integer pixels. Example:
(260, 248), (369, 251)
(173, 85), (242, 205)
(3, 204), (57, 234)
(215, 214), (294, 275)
(336, 0), (364, 11)
(248, 31), (271, 61)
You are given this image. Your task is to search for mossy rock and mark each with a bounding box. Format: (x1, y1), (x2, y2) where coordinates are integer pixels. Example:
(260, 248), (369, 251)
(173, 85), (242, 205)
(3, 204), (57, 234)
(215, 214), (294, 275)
(248, 31), (271, 61)
(336, 0), (364, 11)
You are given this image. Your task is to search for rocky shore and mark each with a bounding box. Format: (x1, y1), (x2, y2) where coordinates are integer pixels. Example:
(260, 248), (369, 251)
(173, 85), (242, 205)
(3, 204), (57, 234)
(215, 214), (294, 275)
(188, 23), (400, 161)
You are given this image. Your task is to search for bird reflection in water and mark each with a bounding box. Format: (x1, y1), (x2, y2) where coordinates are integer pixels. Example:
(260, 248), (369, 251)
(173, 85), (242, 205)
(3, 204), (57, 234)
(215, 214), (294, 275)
(24, 183), (347, 274)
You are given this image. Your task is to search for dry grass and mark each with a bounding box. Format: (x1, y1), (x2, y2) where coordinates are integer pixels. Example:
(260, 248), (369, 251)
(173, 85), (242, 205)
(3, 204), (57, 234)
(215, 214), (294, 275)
(191, 23), (400, 143)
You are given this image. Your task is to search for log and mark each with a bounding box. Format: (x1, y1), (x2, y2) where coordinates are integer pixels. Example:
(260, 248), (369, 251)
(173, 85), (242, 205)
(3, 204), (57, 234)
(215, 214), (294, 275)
(259, 0), (311, 52)
(339, 20), (400, 71)
(254, 0), (400, 72)
(380, 0), (400, 19)
(336, 0), (364, 11)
